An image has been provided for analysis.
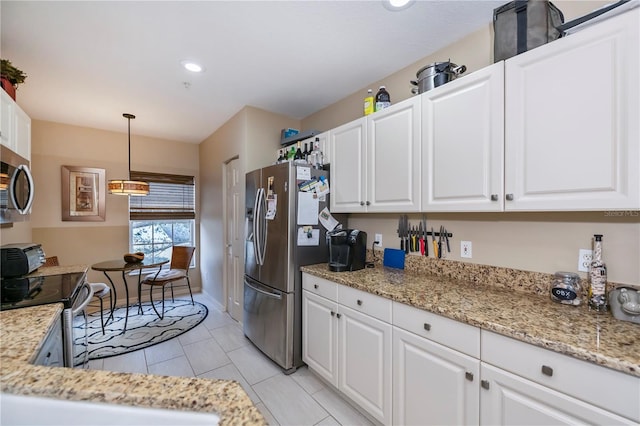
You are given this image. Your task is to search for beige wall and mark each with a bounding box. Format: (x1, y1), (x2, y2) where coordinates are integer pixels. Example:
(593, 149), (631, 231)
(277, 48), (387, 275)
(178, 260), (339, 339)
(22, 119), (201, 304)
(0, 221), (32, 245)
(198, 106), (300, 304)
(302, 0), (640, 285)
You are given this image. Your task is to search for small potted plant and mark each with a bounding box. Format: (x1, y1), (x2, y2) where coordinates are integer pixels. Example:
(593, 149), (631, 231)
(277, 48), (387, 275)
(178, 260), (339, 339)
(1, 59), (27, 101)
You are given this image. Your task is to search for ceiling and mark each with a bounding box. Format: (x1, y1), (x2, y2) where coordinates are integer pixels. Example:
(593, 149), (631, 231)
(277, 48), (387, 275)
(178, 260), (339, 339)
(1, 0), (503, 144)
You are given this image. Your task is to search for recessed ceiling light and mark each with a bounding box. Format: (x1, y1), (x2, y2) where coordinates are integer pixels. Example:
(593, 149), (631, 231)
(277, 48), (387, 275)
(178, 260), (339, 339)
(181, 60), (204, 73)
(382, 0), (415, 11)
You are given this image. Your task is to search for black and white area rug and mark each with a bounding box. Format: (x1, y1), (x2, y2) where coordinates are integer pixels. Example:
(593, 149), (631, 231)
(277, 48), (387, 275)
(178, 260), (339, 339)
(74, 299), (208, 364)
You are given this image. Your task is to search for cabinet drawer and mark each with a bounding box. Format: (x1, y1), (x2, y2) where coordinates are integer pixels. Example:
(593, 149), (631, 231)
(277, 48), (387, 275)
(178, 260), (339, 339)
(482, 330), (640, 422)
(393, 301), (480, 358)
(302, 273), (338, 302)
(338, 284), (392, 323)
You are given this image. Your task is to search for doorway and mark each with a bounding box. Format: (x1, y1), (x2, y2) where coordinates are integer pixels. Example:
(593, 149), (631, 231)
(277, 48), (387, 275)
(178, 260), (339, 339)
(223, 156), (243, 323)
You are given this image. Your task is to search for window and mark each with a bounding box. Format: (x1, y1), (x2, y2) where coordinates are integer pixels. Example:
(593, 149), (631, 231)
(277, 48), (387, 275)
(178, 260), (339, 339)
(128, 171), (195, 266)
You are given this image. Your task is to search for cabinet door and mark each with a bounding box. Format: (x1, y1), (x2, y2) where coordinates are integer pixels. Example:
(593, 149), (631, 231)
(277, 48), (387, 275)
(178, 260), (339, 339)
(330, 118), (367, 212)
(1, 90), (15, 151)
(302, 290), (338, 386)
(422, 63), (504, 212)
(504, 10), (639, 211)
(338, 305), (392, 425)
(368, 97), (421, 212)
(480, 363), (634, 425)
(14, 104), (31, 161)
(393, 327), (479, 426)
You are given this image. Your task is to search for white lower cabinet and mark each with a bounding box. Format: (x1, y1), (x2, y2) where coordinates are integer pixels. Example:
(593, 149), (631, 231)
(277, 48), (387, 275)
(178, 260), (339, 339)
(481, 330), (639, 425)
(480, 363), (634, 425)
(393, 327), (479, 425)
(302, 274), (640, 426)
(302, 273), (392, 425)
(302, 289), (338, 386)
(338, 304), (392, 425)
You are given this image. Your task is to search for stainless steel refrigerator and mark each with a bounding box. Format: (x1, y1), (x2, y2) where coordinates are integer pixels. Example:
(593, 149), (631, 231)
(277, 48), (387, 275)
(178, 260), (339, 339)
(244, 162), (338, 373)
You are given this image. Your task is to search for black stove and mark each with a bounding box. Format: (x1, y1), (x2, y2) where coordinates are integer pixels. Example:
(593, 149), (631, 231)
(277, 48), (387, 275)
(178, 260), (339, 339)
(0, 272), (86, 311)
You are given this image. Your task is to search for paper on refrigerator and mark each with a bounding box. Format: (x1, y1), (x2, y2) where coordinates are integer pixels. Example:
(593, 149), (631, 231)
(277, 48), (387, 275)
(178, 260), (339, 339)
(319, 207), (339, 231)
(297, 226), (320, 246)
(297, 191), (319, 225)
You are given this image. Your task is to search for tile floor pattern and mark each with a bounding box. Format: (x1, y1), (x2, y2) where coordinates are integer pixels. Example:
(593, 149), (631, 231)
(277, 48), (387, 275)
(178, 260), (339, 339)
(88, 293), (376, 426)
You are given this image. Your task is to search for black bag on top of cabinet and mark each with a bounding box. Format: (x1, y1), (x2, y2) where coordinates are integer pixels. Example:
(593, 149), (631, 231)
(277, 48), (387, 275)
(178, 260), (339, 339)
(493, 0), (564, 63)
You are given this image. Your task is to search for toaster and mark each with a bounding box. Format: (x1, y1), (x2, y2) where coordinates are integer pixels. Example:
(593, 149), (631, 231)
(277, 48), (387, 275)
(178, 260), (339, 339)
(0, 243), (46, 278)
(608, 286), (640, 325)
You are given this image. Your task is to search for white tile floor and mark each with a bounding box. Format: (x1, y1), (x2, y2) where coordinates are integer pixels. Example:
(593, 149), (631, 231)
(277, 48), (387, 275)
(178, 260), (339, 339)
(87, 293), (375, 426)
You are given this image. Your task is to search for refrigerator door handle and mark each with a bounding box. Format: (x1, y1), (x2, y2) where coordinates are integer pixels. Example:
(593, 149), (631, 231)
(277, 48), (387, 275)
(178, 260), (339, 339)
(258, 187), (267, 265)
(254, 188), (264, 265)
(245, 279), (283, 300)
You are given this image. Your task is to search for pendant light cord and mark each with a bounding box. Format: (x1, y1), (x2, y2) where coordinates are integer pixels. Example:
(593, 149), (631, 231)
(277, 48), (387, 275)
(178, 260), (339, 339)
(123, 113), (135, 180)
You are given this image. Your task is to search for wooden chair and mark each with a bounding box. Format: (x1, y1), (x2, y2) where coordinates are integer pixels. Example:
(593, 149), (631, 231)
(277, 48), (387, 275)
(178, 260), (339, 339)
(140, 246), (196, 319)
(44, 256), (112, 335)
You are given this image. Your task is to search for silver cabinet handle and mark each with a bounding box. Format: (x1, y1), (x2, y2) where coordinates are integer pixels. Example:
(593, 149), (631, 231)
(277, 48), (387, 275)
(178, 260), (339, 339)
(481, 380), (490, 390)
(465, 372), (474, 382)
(491, 194), (498, 201)
(357, 299), (362, 306)
(423, 323), (431, 331)
(506, 193), (514, 201)
(541, 365), (553, 377)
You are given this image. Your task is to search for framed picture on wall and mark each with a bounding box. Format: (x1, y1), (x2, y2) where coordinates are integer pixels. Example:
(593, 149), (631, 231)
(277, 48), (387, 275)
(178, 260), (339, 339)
(61, 165), (106, 221)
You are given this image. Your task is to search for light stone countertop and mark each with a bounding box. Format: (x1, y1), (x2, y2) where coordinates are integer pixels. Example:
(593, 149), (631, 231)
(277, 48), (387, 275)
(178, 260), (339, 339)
(1, 265), (265, 425)
(301, 262), (640, 378)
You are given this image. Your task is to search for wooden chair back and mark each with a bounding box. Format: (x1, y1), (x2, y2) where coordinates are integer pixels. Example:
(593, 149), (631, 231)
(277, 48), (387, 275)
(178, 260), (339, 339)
(44, 256), (60, 267)
(170, 246), (195, 272)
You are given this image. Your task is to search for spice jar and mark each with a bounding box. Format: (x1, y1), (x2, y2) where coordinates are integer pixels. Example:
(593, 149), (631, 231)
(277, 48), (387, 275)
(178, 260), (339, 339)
(550, 271), (582, 306)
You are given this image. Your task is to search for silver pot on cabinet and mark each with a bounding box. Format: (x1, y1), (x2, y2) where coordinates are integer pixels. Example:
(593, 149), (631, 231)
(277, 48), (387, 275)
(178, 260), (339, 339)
(410, 61), (467, 94)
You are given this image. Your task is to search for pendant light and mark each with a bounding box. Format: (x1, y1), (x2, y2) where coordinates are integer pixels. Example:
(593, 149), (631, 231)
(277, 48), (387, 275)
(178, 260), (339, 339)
(108, 113), (149, 196)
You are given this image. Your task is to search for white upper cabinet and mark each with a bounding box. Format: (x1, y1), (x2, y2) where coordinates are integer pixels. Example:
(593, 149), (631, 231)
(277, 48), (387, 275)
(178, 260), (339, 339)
(330, 97), (421, 213)
(329, 117), (367, 212)
(14, 104), (31, 161)
(1, 90), (17, 154)
(504, 9), (639, 211)
(367, 96), (421, 212)
(422, 62), (504, 211)
(0, 90), (31, 161)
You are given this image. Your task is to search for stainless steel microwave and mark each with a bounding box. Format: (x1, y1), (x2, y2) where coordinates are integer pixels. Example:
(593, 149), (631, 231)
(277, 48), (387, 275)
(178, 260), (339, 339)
(1, 145), (34, 224)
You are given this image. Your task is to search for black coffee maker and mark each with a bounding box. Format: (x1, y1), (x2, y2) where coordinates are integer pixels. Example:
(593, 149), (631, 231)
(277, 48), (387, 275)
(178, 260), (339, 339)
(327, 229), (367, 272)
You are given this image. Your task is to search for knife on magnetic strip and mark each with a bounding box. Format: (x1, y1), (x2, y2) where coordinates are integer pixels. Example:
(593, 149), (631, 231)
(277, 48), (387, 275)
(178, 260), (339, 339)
(398, 216), (405, 251)
(404, 215), (409, 254)
(422, 215), (428, 256)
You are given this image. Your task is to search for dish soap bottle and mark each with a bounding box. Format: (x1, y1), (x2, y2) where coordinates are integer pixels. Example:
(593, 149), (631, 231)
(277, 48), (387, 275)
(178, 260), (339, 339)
(588, 234), (608, 312)
(364, 89), (374, 116)
(374, 86), (391, 112)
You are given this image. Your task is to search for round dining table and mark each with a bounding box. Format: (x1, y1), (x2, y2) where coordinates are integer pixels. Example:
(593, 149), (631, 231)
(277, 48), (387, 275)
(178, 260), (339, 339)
(91, 258), (169, 334)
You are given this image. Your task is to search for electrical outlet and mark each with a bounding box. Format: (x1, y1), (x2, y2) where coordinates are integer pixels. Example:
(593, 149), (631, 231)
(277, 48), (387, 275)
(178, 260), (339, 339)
(461, 241), (472, 259)
(578, 249), (592, 272)
(374, 233), (383, 247)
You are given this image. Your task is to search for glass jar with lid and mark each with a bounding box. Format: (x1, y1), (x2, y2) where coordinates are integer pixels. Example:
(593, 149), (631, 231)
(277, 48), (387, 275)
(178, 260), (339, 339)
(550, 271), (582, 306)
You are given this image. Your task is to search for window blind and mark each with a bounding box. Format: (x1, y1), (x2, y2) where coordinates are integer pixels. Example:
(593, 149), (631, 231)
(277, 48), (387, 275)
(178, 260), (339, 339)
(129, 171), (195, 220)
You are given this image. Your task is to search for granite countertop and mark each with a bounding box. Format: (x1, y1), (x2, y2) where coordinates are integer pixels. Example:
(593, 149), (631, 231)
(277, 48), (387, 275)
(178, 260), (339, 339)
(301, 263), (640, 378)
(1, 265), (265, 425)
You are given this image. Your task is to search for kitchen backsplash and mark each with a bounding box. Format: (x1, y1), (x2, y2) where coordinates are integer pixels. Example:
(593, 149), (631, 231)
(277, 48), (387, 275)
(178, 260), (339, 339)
(366, 249), (628, 301)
